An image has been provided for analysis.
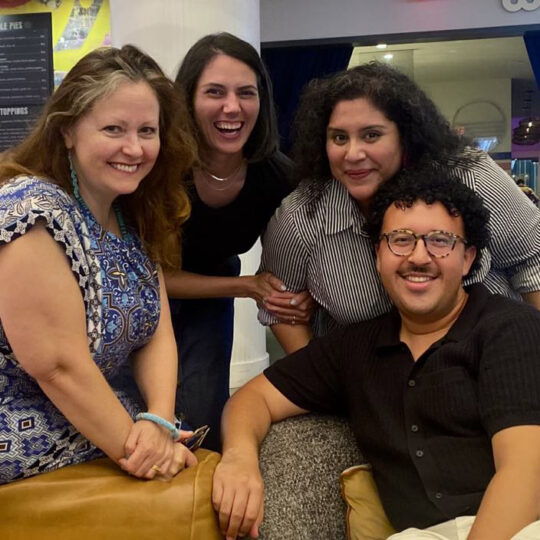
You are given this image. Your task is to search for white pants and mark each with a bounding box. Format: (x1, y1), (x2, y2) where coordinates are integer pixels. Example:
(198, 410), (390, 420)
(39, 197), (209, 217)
(388, 516), (540, 540)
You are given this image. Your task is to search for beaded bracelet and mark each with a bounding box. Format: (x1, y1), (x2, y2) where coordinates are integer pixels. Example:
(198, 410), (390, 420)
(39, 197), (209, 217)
(135, 412), (181, 440)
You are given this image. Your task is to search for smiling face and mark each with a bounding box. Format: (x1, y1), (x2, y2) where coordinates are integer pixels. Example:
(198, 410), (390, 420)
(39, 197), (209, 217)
(376, 200), (477, 325)
(326, 97), (403, 213)
(63, 79), (160, 207)
(193, 53), (260, 162)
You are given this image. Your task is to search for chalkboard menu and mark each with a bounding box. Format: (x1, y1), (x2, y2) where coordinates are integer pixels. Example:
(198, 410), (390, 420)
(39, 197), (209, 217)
(0, 12), (53, 152)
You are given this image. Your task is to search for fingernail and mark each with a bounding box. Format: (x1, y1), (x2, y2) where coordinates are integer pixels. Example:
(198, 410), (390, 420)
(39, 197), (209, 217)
(290, 298), (297, 306)
(280, 284), (287, 291)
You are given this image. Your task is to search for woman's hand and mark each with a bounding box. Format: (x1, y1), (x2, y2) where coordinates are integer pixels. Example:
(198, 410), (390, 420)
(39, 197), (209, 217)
(120, 419), (177, 479)
(177, 428), (195, 444)
(244, 272), (316, 324)
(153, 441), (198, 481)
(264, 289), (316, 325)
(169, 441), (198, 477)
(119, 423), (198, 480)
(243, 271), (288, 305)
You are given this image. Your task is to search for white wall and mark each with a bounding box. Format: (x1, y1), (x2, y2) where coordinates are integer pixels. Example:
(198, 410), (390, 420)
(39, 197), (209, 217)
(261, 0), (540, 43)
(421, 78), (512, 153)
(110, 0), (260, 78)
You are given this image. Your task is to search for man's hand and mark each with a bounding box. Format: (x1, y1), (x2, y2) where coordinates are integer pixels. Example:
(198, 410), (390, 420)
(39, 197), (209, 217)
(212, 449), (264, 540)
(212, 375), (307, 537)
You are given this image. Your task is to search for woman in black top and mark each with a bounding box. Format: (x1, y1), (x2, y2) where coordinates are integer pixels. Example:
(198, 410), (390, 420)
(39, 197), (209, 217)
(165, 33), (311, 450)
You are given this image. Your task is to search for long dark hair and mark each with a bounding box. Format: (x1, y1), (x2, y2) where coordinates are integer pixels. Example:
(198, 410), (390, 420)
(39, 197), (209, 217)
(175, 32), (279, 162)
(292, 62), (470, 184)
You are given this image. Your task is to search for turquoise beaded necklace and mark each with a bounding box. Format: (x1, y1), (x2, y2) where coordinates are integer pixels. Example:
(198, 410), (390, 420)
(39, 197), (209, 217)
(69, 155), (128, 238)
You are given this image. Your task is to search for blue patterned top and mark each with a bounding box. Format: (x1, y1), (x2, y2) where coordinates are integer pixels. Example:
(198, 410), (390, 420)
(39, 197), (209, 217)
(0, 176), (160, 484)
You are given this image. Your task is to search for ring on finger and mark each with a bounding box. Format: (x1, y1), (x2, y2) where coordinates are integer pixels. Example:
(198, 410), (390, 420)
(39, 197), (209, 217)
(151, 464), (162, 473)
(292, 315), (296, 325)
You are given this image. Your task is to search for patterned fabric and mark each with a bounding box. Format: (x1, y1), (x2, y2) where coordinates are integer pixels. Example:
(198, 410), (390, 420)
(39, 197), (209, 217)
(0, 176), (160, 484)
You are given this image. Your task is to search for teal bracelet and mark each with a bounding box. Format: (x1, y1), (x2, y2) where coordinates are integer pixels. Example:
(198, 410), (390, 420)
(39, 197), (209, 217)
(135, 412), (181, 440)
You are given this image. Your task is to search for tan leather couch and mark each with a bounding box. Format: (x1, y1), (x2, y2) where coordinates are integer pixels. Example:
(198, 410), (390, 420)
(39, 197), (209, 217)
(1, 449), (223, 540)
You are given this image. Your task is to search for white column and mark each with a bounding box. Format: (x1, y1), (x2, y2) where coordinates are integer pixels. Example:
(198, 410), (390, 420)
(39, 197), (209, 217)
(109, 0), (269, 393)
(110, 0), (260, 77)
(229, 240), (269, 393)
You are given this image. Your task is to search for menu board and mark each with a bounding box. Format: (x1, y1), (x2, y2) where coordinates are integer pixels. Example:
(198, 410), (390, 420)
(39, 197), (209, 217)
(0, 12), (53, 152)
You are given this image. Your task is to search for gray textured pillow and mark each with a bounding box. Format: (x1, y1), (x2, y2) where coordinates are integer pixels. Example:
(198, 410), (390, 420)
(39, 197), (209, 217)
(259, 414), (365, 540)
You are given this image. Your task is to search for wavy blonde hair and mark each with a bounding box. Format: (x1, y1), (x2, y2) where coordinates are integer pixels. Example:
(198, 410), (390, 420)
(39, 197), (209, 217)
(0, 45), (197, 270)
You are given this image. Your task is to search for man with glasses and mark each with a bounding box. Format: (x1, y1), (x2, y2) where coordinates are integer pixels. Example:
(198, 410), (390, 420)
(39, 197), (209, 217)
(212, 167), (540, 540)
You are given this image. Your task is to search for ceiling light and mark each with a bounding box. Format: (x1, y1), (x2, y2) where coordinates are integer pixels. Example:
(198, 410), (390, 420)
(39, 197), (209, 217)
(376, 43), (387, 49)
(383, 53), (394, 60)
(513, 117), (540, 145)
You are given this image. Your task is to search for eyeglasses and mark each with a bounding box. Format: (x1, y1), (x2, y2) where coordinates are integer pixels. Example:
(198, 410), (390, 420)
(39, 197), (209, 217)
(380, 229), (468, 258)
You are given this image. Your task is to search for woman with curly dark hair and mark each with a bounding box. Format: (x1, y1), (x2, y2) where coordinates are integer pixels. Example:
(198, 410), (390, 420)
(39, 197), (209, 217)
(259, 62), (540, 353)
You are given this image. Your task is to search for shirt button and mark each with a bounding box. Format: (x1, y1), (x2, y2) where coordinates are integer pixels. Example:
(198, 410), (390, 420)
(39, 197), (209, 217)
(415, 450), (424, 458)
(411, 424), (419, 432)
(435, 492), (443, 500)
(408, 380), (416, 387)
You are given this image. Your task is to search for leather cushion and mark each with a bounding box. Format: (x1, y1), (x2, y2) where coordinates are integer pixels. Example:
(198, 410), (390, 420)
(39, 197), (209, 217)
(1, 449), (223, 540)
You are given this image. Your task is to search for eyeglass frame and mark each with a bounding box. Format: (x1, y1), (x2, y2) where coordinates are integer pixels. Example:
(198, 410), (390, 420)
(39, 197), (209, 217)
(379, 229), (468, 258)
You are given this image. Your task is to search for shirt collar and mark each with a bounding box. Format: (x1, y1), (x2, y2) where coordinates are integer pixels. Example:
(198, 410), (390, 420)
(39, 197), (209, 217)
(374, 283), (493, 353)
(322, 180), (368, 236)
(375, 308), (403, 351)
(443, 283), (493, 342)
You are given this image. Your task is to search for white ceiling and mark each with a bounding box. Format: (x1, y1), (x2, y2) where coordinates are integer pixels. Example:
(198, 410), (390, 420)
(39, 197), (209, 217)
(349, 36), (534, 83)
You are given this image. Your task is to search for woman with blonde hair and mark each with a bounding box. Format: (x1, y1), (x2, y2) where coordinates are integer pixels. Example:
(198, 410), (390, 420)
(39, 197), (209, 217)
(0, 44), (198, 484)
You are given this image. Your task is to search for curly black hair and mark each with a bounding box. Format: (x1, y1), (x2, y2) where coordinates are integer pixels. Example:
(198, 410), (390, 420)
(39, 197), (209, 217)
(291, 62), (471, 184)
(367, 164), (490, 274)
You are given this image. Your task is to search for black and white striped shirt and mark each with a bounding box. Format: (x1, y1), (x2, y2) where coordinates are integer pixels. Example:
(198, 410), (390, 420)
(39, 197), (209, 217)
(258, 152), (540, 334)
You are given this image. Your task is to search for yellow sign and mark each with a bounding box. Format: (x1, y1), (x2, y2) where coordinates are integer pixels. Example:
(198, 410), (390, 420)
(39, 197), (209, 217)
(0, 0), (110, 81)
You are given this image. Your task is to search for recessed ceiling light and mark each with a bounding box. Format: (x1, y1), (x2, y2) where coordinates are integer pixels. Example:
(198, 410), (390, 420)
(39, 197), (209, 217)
(376, 43), (387, 49)
(383, 53), (393, 60)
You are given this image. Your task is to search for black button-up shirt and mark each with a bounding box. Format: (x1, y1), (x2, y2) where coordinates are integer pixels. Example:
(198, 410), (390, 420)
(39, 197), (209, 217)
(265, 284), (540, 530)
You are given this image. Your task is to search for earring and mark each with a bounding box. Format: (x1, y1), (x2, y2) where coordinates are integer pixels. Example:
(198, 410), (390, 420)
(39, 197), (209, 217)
(68, 153), (80, 199)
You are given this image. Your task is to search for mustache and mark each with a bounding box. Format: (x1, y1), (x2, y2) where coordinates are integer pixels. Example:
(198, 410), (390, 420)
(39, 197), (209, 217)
(402, 265), (432, 273)
(399, 264), (439, 276)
